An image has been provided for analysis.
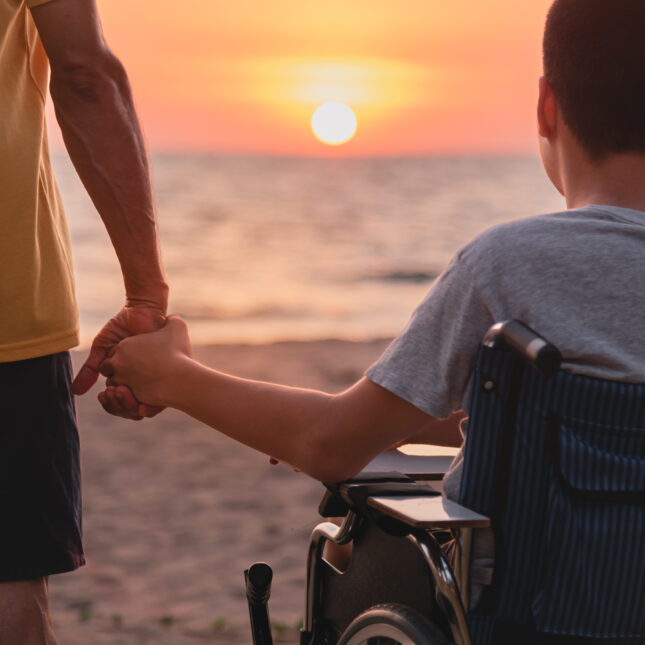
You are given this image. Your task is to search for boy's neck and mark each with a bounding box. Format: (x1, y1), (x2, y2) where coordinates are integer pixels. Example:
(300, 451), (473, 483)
(563, 152), (645, 214)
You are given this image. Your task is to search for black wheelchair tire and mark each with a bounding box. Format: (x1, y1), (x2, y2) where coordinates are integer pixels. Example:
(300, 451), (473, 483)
(337, 603), (451, 645)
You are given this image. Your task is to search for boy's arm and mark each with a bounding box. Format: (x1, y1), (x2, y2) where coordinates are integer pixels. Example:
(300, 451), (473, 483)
(172, 366), (430, 482)
(400, 411), (464, 447)
(103, 318), (435, 483)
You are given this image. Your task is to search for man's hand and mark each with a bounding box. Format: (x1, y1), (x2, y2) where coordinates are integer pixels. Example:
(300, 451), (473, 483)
(99, 315), (193, 412)
(72, 306), (166, 420)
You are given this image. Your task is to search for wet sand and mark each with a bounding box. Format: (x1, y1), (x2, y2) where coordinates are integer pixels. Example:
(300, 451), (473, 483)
(51, 338), (391, 644)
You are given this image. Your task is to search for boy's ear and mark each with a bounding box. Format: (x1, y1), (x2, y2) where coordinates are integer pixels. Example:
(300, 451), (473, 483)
(537, 76), (557, 139)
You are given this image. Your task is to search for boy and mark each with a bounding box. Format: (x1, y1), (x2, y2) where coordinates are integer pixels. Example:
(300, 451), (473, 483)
(99, 0), (645, 642)
(99, 0), (645, 620)
(101, 0), (645, 486)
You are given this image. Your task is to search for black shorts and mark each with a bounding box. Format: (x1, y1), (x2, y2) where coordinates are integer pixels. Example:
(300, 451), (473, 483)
(0, 351), (84, 581)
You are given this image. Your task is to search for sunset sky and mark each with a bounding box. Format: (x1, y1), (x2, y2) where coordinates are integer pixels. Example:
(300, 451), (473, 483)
(51, 0), (554, 156)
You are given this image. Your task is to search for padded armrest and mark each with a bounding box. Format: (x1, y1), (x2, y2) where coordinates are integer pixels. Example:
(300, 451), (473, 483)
(365, 494), (490, 529)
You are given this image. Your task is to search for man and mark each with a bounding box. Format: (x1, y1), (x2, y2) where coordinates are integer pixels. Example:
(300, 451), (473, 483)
(104, 0), (645, 640)
(0, 0), (167, 641)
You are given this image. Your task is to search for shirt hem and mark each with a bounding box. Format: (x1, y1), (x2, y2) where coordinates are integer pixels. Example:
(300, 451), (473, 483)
(26, 0), (57, 8)
(0, 329), (80, 363)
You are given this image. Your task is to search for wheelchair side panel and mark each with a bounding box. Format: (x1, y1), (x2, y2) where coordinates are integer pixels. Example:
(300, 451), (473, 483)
(316, 522), (441, 642)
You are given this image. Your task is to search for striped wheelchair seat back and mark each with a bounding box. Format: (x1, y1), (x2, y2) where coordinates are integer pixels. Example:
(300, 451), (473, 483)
(459, 344), (645, 642)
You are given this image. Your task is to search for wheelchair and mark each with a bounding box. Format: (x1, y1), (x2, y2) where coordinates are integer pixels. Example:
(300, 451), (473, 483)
(245, 321), (645, 645)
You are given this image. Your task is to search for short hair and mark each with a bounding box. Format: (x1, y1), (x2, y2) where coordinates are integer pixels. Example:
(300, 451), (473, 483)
(543, 0), (645, 161)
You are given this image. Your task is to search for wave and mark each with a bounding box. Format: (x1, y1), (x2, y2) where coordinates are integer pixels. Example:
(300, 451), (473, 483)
(173, 304), (317, 321)
(362, 270), (438, 284)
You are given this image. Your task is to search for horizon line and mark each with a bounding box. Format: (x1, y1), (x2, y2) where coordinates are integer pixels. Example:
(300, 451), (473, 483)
(50, 148), (539, 161)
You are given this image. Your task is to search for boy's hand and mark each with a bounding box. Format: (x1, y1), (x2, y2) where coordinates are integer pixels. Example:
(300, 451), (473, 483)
(72, 306), (166, 394)
(99, 315), (193, 413)
(72, 305), (167, 419)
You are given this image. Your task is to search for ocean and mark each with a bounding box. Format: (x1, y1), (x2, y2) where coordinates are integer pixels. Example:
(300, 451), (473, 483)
(53, 154), (564, 347)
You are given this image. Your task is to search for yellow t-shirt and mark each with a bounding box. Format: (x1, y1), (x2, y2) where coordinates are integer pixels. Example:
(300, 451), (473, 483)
(0, 0), (79, 363)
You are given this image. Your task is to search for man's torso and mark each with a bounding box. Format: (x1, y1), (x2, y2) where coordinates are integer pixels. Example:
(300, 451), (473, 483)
(0, 0), (78, 363)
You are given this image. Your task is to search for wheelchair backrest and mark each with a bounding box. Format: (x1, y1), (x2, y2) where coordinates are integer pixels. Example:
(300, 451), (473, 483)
(460, 343), (645, 640)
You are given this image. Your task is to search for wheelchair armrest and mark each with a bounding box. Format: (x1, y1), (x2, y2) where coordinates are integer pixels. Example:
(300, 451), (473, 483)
(325, 474), (489, 530)
(319, 471), (413, 517)
(365, 494), (490, 530)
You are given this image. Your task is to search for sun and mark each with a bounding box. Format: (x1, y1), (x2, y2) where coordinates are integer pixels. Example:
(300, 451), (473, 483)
(311, 101), (357, 146)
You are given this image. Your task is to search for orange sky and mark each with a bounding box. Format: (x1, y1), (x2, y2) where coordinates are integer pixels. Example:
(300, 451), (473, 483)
(52, 0), (554, 156)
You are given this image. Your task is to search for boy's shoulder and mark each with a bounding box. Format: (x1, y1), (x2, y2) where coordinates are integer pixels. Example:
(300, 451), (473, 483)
(457, 209), (570, 267)
(456, 205), (636, 271)
(450, 204), (645, 305)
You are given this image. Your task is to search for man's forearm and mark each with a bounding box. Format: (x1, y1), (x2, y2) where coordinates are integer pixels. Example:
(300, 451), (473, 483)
(50, 52), (167, 309)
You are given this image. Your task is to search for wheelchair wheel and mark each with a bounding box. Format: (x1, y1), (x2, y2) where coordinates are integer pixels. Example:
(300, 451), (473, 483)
(337, 603), (450, 645)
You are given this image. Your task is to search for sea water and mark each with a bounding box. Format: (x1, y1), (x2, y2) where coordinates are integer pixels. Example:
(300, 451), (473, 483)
(53, 154), (564, 347)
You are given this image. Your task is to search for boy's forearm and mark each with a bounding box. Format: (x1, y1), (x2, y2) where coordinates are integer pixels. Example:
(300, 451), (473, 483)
(165, 359), (342, 480)
(106, 319), (440, 480)
(50, 57), (168, 309)
(157, 357), (436, 482)
(403, 411), (465, 447)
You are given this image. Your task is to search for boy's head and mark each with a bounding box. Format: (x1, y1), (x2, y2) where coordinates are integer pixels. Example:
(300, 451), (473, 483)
(543, 0), (645, 162)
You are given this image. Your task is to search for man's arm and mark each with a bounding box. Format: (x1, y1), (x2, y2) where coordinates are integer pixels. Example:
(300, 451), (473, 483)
(103, 318), (437, 482)
(31, 0), (168, 417)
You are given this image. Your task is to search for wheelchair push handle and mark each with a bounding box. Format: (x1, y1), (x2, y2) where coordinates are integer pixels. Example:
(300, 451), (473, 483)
(483, 320), (562, 377)
(244, 562), (274, 645)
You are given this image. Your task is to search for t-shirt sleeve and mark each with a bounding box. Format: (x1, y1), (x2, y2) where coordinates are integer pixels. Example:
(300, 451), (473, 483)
(366, 251), (495, 419)
(27, 0), (56, 7)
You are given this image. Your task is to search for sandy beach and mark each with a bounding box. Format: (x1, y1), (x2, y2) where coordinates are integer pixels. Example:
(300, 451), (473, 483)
(50, 338), (392, 644)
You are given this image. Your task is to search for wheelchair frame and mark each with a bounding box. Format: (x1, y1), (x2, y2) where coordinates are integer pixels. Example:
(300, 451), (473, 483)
(301, 481), (488, 645)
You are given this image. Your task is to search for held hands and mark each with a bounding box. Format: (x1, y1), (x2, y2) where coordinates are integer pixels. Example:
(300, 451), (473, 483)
(71, 305), (167, 419)
(99, 316), (193, 415)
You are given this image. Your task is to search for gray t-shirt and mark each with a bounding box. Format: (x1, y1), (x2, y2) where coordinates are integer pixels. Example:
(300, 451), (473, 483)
(366, 204), (645, 501)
